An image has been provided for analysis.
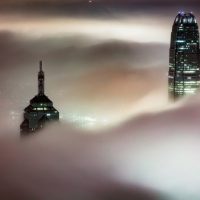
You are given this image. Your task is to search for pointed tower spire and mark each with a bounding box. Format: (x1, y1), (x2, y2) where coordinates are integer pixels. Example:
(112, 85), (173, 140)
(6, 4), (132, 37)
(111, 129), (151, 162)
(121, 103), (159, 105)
(40, 60), (42, 71)
(38, 60), (45, 95)
(20, 61), (59, 135)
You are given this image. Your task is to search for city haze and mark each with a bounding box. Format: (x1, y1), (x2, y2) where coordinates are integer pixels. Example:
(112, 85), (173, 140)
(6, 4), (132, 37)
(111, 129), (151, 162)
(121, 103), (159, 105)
(0, 1), (200, 200)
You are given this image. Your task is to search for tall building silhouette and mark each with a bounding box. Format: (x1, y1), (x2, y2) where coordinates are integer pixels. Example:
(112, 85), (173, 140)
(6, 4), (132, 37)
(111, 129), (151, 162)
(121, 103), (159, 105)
(20, 61), (59, 135)
(168, 12), (200, 100)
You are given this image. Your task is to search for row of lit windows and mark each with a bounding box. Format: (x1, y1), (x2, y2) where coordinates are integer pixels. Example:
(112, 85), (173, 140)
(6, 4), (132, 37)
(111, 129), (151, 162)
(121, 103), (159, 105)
(175, 70), (199, 73)
(33, 108), (48, 111)
(30, 111), (58, 117)
(174, 81), (200, 84)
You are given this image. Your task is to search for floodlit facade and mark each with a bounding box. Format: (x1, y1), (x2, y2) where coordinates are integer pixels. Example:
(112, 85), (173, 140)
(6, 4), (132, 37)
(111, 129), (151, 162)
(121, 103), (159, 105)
(168, 12), (200, 100)
(20, 61), (59, 135)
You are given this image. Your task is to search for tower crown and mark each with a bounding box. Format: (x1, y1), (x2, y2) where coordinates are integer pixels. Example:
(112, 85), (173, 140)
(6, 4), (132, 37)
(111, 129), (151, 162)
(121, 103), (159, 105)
(169, 12), (200, 101)
(175, 12), (197, 25)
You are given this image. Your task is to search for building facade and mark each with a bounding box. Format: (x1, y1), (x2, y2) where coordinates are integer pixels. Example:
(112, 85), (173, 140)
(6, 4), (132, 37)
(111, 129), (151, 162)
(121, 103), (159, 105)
(168, 12), (200, 100)
(20, 61), (59, 135)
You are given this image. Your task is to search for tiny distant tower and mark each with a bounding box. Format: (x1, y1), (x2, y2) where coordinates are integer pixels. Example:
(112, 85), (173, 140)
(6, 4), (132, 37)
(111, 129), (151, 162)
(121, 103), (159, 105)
(168, 12), (200, 100)
(20, 61), (59, 135)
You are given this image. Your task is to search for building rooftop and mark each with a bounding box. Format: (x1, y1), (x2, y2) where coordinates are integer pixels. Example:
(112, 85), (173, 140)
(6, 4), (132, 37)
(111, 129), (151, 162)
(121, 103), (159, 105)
(175, 12), (197, 25)
(30, 95), (53, 105)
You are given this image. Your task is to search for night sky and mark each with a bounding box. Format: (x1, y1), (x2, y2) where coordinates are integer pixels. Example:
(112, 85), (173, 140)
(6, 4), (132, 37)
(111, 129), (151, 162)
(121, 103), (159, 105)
(1, 1), (200, 200)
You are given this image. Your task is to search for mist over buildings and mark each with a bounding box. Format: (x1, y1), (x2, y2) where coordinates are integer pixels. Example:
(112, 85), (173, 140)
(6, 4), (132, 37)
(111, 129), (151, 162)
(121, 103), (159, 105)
(0, 9), (171, 131)
(0, 1), (200, 200)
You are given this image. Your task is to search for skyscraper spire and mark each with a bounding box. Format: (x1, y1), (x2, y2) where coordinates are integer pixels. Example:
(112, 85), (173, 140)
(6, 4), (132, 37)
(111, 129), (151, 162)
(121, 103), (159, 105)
(38, 60), (44, 95)
(40, 60), (42, 71)
(20, 61), (59, 135)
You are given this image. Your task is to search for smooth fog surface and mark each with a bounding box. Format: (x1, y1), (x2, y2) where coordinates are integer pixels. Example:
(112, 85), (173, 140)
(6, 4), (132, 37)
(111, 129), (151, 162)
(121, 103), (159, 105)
(0, 1), (200, 200)
(1, 95), (200, 200)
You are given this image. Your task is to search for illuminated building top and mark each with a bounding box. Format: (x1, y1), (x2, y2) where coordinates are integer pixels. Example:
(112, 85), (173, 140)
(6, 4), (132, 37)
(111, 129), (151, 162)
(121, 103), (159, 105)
(174, 12), (197, 25)
(20, 61), (59, 135)
(168, 12), (200, 100)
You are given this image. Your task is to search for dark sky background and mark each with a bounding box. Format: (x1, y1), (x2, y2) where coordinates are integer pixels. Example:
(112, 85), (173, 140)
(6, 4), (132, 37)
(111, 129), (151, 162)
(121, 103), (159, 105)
(0, 0), (199, 4)
(0, 1), (200, 200)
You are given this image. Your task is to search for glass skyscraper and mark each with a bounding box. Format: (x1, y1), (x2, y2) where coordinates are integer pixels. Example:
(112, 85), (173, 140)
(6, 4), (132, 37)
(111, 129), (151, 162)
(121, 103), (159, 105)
(168, 12), (200, 100)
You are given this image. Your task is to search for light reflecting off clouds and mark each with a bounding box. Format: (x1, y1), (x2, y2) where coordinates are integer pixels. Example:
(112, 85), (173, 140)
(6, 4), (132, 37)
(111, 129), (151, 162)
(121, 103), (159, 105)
(0, 14), (170, 43)
(0, 9), (172, 132)
(0, 95), (200, 200)
(0, 3), (200, 200)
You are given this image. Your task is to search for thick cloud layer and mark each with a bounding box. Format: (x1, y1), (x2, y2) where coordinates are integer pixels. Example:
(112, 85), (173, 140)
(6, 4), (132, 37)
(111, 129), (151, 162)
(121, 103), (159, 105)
(0, 21), (169, 131)
(0, 94), (200, 200)
(0, 2), (200, 200)
(3, 6), (200, 130)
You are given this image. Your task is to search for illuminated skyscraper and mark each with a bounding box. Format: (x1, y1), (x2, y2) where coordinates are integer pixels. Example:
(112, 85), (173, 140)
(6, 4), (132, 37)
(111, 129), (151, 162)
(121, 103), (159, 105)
(20, 61), (59, 135)
(168, 12), (200, 100)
